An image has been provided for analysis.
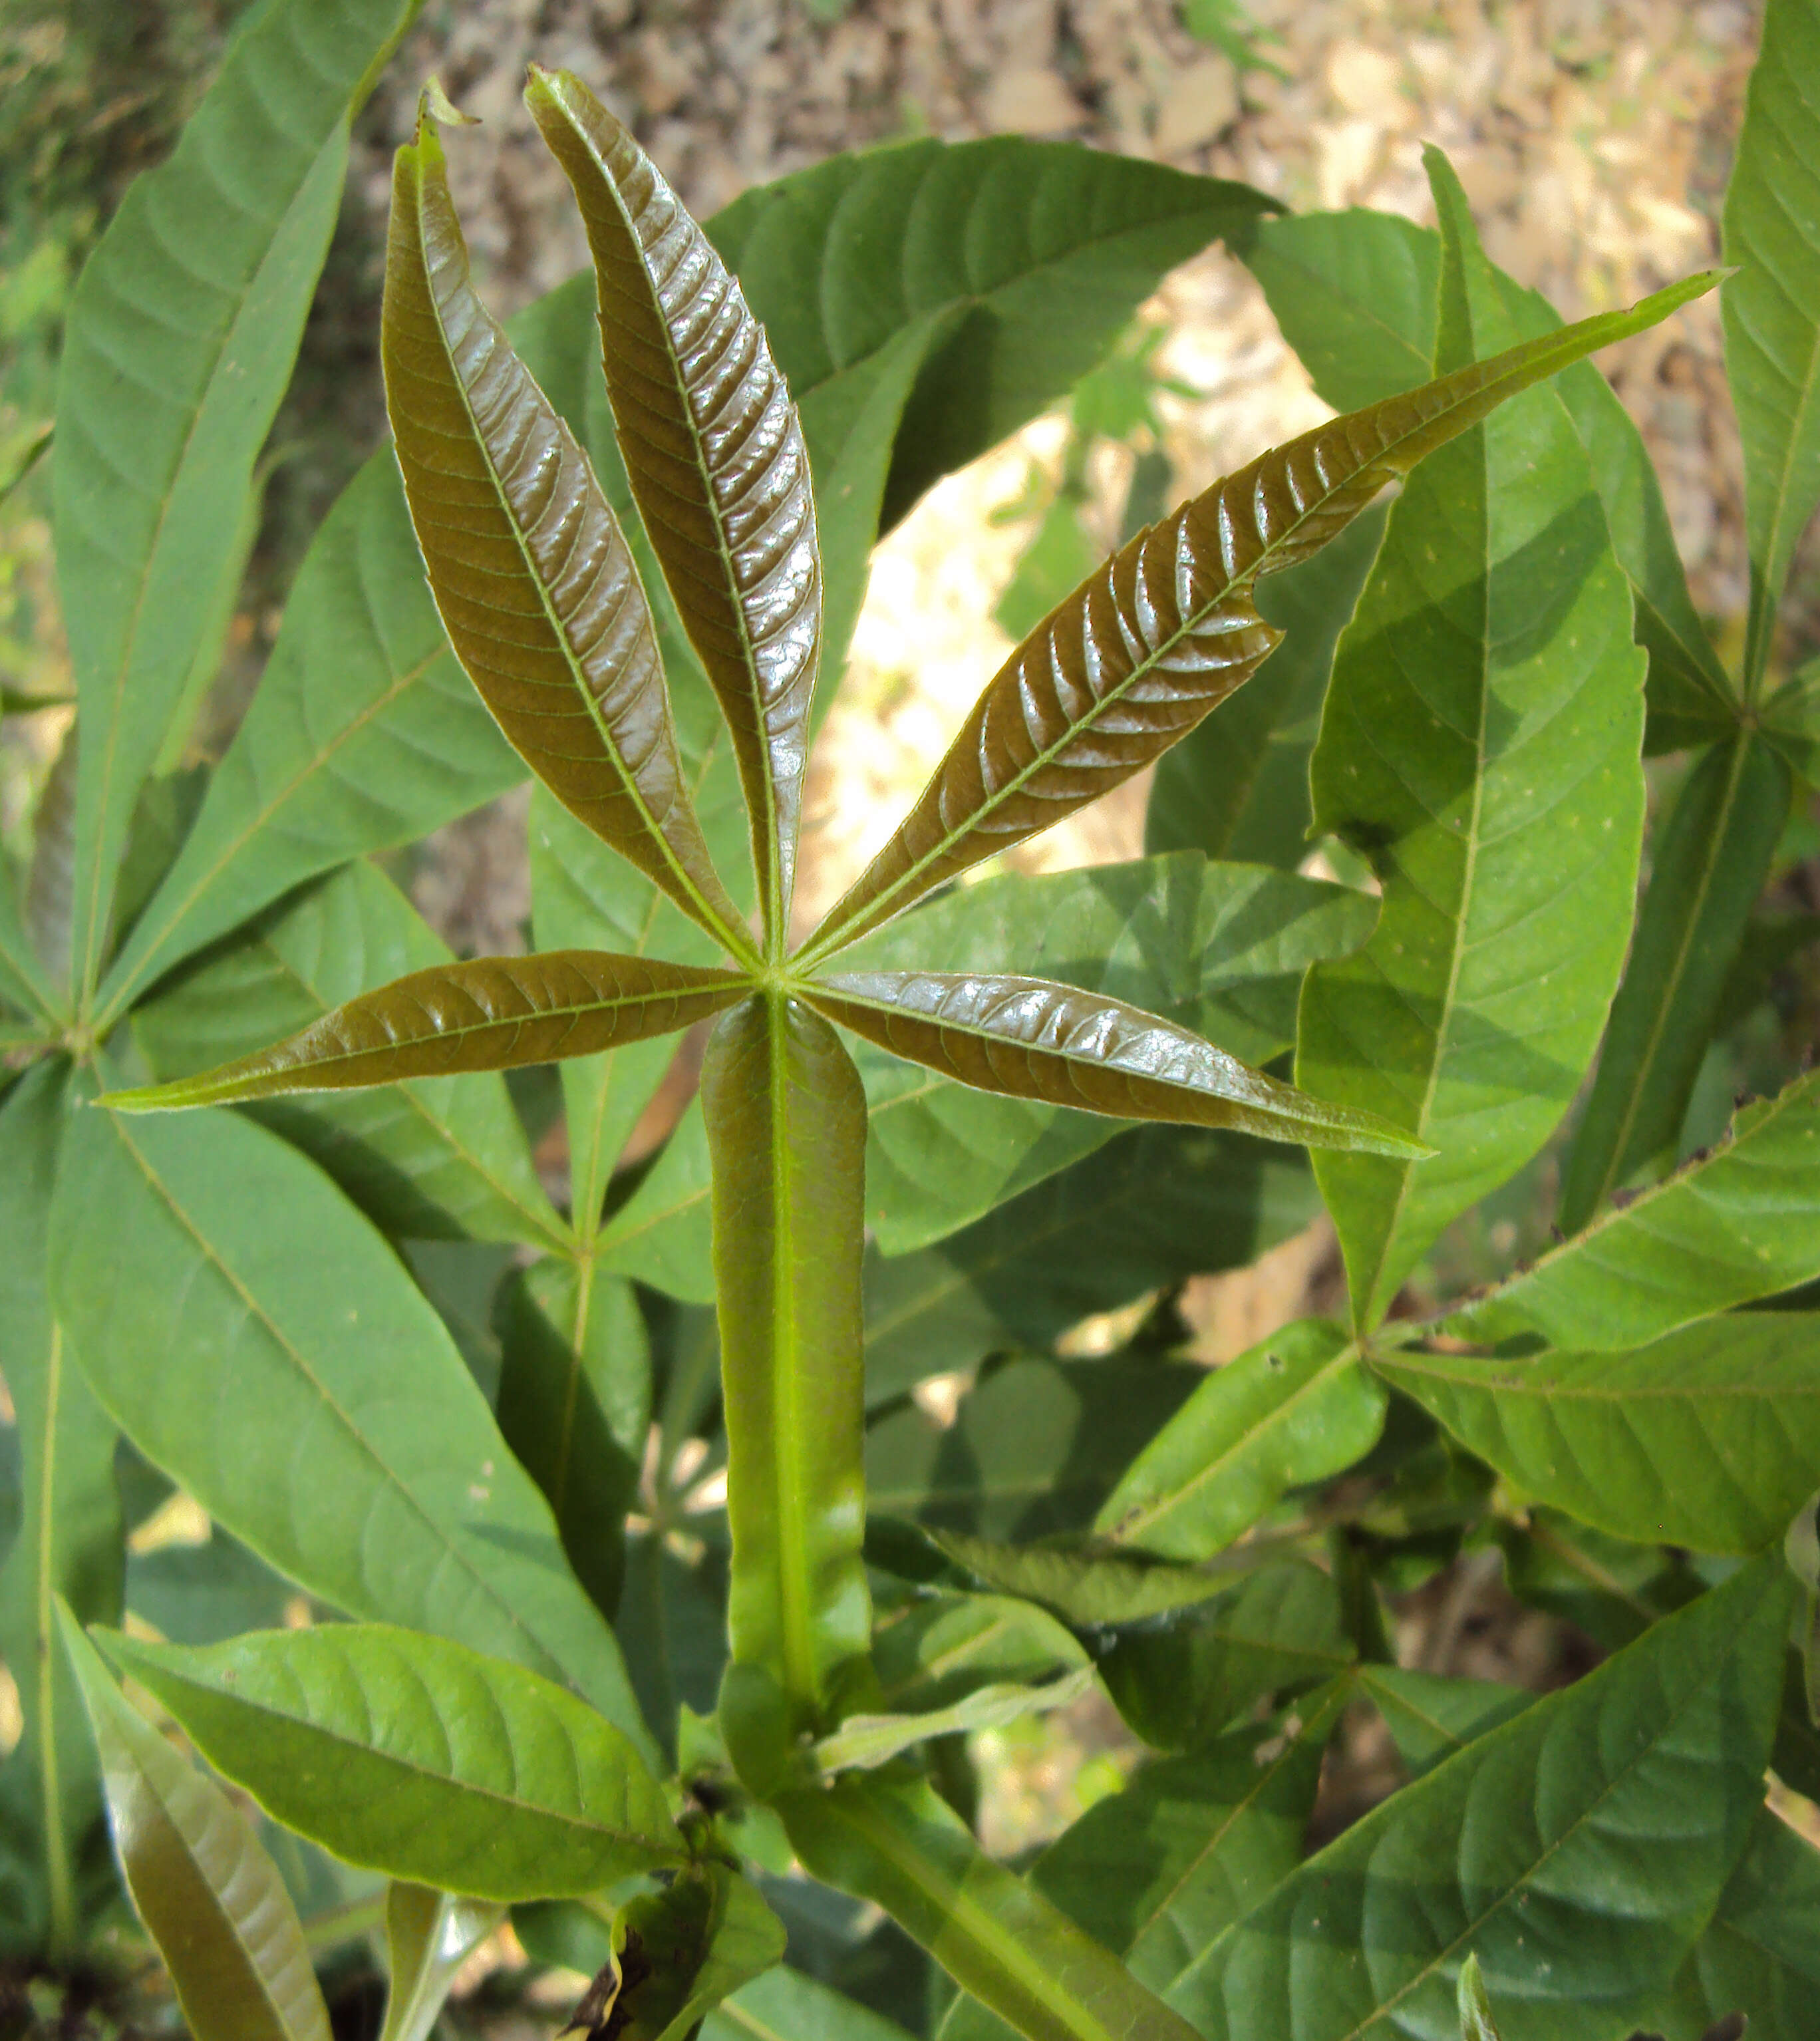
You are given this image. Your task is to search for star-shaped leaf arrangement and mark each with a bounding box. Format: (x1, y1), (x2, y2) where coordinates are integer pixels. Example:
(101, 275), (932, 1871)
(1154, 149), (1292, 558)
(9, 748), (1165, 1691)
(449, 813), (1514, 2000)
(103, 72), (1720, 1740)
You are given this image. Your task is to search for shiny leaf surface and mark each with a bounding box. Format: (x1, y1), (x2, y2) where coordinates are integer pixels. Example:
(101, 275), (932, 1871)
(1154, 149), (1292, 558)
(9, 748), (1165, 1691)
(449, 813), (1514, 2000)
(1095, 1320), (1385, 1561)
(1298, 153), (1650, 1327)
(96, 1624), (684, 1901)
(379, 1886), (504, 2041)
(528, 69), (820, 949)
(776, 1772), (1203, 2041)
(808, 971), (1423, 1157)
(384, 112), (750, 956)
(50, 1102), (651, 1752)
(1160, 1556), (1789, 2038)
(1455, 1066), (1820, 1350)
(106, 950), (745, 1111)
(702, 997), (871, 1727)
(59, 1611), (333, 2041)
(1377, 1316), (1820, 1553)
(55, 0), (418, 1000)
(805, 260), (1716, 959)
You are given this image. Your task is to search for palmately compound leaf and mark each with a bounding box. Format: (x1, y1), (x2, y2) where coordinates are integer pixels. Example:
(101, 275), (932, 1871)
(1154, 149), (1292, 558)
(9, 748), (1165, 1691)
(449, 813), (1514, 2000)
(1159, 1554), (1790, 2039)
(1723, 0), (1820, 687)
(528, 67), (821, 953)
(804, 971), (1426, 1157)
(94, 1623), (685, 1903)
(1296, 150), (1654, 1328)
(383, 106), (752, 960)
(1376, 1315), (1820, 1554)
(800, 261), (1721, 962)
(101, 951), (746, 1110)
(58, 1609), (333, 2041)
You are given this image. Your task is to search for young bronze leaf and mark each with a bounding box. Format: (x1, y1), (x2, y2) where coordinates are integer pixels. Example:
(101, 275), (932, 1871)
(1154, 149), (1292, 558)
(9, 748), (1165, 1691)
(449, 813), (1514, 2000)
(383, 110), (752, 961)
(526, 68), (821, 952)
(805, 971), (1426, 1157)
(803, 269), (1724, 960)
(101, 953), (746, 1110)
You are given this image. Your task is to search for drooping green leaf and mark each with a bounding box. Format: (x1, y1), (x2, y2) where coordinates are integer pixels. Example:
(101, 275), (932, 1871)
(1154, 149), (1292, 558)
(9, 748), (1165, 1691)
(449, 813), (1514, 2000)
(702, 996), (872, 1728)
(702, 1963), (917, 2041)
(863, 1122), (1316, 1407)
(1352, 1664), (1529, 1780)
(59, 1610), (333, 2041)
(1243, 206), (1734, 740)
(1159, 1554), (1791, 2038)
(1453, 1066), (1820, 1350)
(96, 1623), (684, 1901)
(915, 1529), (1257, 1630)
(378, 1885), (504, 2041)
(383, 112), (750, 960)
(1297, 151), (1652, 1329)
(573, 1865), (787, 2041)
(130, 860), (565, 1246)
(108, 949), (746, 1112)
(1094, 1321), (1384, 1560)
(1557, 730), (1792, 1233)
(1146, 504), (1387, 869)
(870, 1594), (1087, 1716)
(495, 1258), (649, 1619)
(0, 1064), (120, 1956)
(812, 1665), (1096, 1776)
(1724, 0), (1820, 687)
(804, 259), (1716, 961)
(55, 0), (420, 1001)
(51, 1101), (651, 1753)
(777, 1771), (1202, 2041)
(527, 71), (820, 951)
(1377, 1315), (1820, 1553)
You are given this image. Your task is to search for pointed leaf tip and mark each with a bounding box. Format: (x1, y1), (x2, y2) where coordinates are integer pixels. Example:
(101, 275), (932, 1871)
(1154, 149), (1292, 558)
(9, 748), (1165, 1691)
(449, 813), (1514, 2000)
(418, 77), (480, 128)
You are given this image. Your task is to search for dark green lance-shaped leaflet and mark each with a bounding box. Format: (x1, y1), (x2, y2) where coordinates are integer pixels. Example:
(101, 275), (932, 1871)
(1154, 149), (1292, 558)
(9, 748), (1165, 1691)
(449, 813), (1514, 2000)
(0, 1064), (120, 1958)
(1297, 150), (1654, 1331)
(91, 1624), (684, 1902)
(1159, 1553), (1791, 2041)
(53, 0), (422, 1008)
(802, 234), (1720, 967)
(1241, 205), (1734, 745)
(1724, 0), (1820, 693)
(1376, 1315), (1820, 1554)
(376, 1885), (502, 2041)
(49, 1100), (654, 1762)
(702, 997), (872, 1732)
(776, 1770), (1203, 2041)
(57, 1611), (334, 2041)
(1093, 1319), (1386, 1561)
(1557, 728), (1793, 1233)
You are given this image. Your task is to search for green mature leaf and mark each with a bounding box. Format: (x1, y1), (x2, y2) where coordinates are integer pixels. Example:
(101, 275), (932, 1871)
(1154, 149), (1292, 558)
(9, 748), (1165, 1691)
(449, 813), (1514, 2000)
(864, 1122), (1315, 1406)
(1146, 504), (1387, 869)
(0, 863), (56, 1022)
(1095, 1320), (1384, 1561)
(1724, 0), (1820, 687)
(384, 114), (750, 960)
(1298, 152), (1651, 1328)
(0, 1064), (121, 1955)
(1098, 1561), (1354, 1750)
(804, 258), (1716, 962)
(702, 1964), (917, 2041)
(96, 1624), (684, 1901)
(495, 1259), (649, 1618)
(1161, 1554), (1791, 2038)
(1453, 1066), (1820, 1350)
(107, 949), (746, 1112)
(528, 71), (820, 951)
(58, 1611), (333, 2041)
(26, 726), (77, 991)
(866, 1356), (1202, 1543)
(587, 1865), (788, 2041)
(1558, 730), (1792, 1233)
(812, 1665), (1096, 1775)
(55, 0), (419, 1001)
(1243, 207), (1734, 738)
(808, 971), (1423, 1158)
(130, 860), (564, 1246)
(921, 1529), (1261, 1629)
(128, 1527), (302, 1648)
(1762, 660), (1820, 782)
(1377, 1315), (1820, 1553)
(1646, 1806), (1820, 2039)
(379, 1886), (504, 2041)
(871, 1595), (1087, 1716)
(777, 1771), (1202, 2041)
(703, 997), (872, 1728)
(1353, 1665), (1529, 1779)
(51, 1101), (651, 1753)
